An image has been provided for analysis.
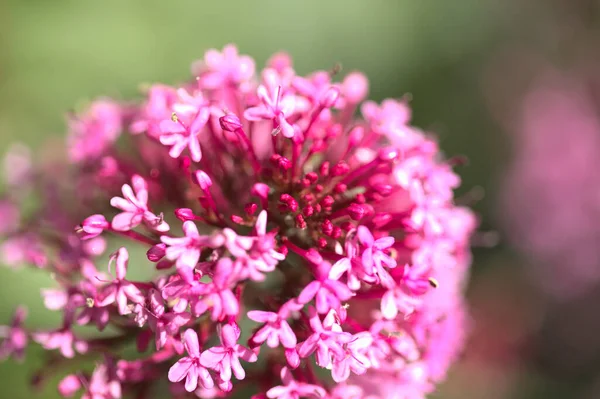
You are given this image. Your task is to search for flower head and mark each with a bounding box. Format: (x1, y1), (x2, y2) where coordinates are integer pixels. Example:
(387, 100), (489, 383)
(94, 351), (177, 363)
(0, 45), (475, 398)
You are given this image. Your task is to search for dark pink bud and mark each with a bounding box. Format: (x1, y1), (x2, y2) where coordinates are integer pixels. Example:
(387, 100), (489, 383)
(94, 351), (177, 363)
(321, 219), (333, 235)
(175, 208), (196, 222)
(295, 214), (307, 229)
(244, 203), (258, 216)
(331, 161), (350, 176)
(317, 237), (327, 248)
(314, 184), (324, 193)
(321, 195), (335, 209)
(332, 226), (342, 239)
(156, 259), (174, 270)
(334, 183), (347, 194)
(347, 203), (366, 220)
(277, 156), (292, 171)
(219, 114), (242, 132)
(302, 205), (314, 217)
(147, 243), (166, 262)
(305, 172), (318, 184)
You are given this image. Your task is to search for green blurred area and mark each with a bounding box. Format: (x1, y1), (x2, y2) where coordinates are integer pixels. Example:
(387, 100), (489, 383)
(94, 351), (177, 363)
(0, 1), (566, 398)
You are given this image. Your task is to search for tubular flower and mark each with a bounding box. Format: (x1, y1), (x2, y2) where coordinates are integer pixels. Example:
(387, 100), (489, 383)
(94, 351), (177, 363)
(0, 44), (475, 399)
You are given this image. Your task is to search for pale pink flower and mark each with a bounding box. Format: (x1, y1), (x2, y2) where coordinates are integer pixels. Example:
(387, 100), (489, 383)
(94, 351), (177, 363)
(110, 175), (169, 232)
(0, 306), (28, 361)
(200, 323), (258, 382)
(168, 329), (214, 392)
(67, 100), (123, 163)
(244, 85), (297, 138)
(194, 44), (255, 89)
(266, 367), (327, 399)
(97, 247), (145, 315)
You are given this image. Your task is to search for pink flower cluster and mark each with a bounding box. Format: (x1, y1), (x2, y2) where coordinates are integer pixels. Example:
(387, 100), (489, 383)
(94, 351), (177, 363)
(0, 45), (476, 399)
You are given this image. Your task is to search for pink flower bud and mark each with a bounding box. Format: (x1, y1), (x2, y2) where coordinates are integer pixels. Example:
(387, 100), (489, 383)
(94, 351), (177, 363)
(80, 214), (109, 240)
(147, 243), (166, 262)
(342, 72), (369, 104)
(219, 114), (243, 132)
(195, 170), (213, 190)
(175, 208), (196, 222)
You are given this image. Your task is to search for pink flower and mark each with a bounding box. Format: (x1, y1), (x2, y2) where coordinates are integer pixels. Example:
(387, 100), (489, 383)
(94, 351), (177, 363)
(297, 261), (354, 314)
(67, 100), (123, 163)
(130, 84), (178, 137)
(110, 175), (169, 232)
(83, 362), (122, 399)
(195, 44), (255, 89)
(244, 85), (297, 138)
(1, 47), (475, 398)
(161, 221), (206, 272)
(147, 289), (191, 350)
(97, 247), (145, 315)
(247, 301), (298, 349)
(32, 328), (88, 359)
(193, 258), (240, 321)
(265, 367), (327, 399)
(0, 306), (28, 361)
(168, 329), (214, 392)
(297, 309), (351, 368)
(200, 323), (257, 382)
(356, 226), (397, 288)
(330, 332), (373, 382)
(158, 90), (209, 162)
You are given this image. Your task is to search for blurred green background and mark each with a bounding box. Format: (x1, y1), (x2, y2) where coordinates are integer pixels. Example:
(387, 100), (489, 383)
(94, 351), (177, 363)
(1, 1), (598, 398)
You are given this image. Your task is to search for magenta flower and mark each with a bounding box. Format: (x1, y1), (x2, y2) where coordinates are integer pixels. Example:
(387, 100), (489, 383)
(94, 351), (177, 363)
(330, 332), (373, 382)
(200, 323), (258, 382)
(265, 367), (327, 399)
(0, 45), (475, 398)
(84, 362), (122, 399)
(130, 84), (178, 137)
(0, 306), (28, 361)
(168, 329), (214, 392)
(297, 309), (351, 368)
(193, 258), (240, 320)
(248, 300), (299, 349)
(161, 221), (205, 271)
(297, 261), (354, 314)
(158, 90), (209, 162)
(97, 247), (145, 315)
(147, 289), (191, 350)
(67, 100), (122, 163)
(195, 44), (255, 89)
(32, 328), (87, 359)
(110, 175), (169, 232)
(244, 85), (297, 138)
(356, 226), (397, 288)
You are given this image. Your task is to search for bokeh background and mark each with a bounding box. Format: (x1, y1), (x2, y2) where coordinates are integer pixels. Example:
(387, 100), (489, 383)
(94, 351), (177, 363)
(1, 0), (599, 398)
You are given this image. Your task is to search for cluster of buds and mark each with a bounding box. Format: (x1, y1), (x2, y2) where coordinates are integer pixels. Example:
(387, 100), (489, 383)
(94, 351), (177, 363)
(0, 44), (476, 398)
